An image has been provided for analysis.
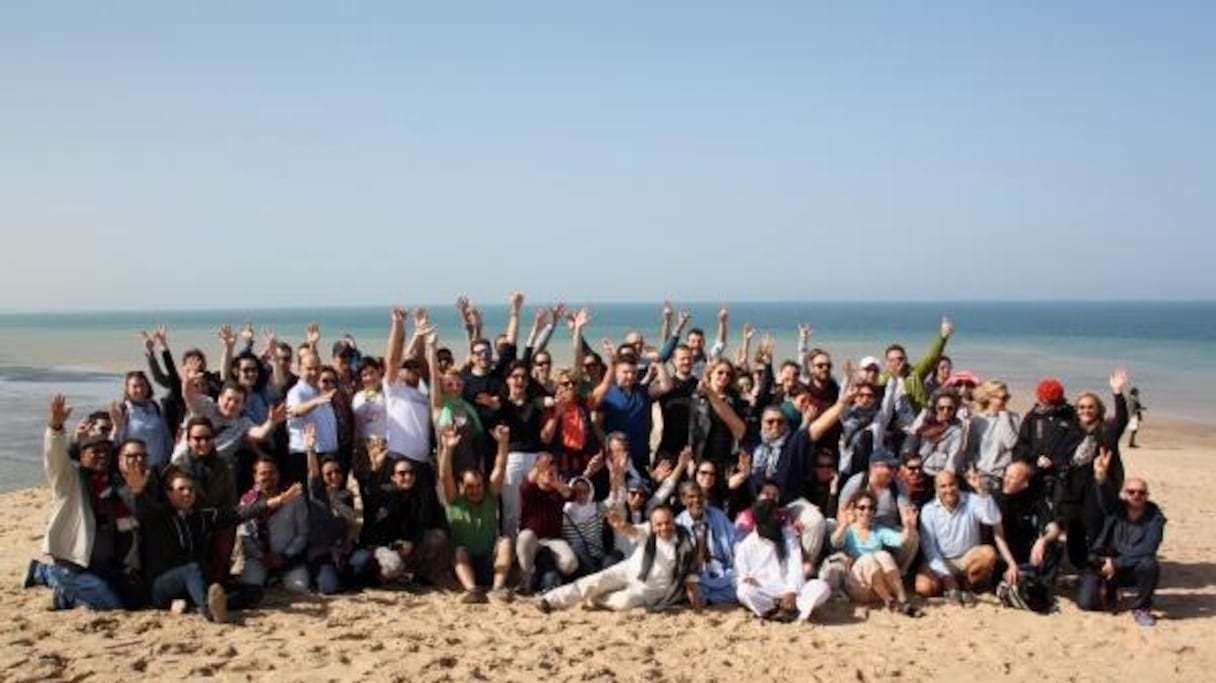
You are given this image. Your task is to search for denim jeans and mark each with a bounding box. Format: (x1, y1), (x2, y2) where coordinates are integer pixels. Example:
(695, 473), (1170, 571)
(150, 562), (207, 609)
(33, 562), (124, 611)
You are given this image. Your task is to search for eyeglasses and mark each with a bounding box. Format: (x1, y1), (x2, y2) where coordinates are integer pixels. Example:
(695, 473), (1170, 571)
(473, 348), (492, 358)
(188, 433), (214, 442)
(904, 464), (923, 472)
(855, 505), (874, 512)
(239, 366), (259, 374)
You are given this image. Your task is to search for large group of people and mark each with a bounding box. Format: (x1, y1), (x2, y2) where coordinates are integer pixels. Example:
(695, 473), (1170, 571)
(23, 295), (1164, 629)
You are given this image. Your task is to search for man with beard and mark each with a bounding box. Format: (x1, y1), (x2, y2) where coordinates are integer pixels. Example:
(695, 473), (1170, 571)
(735, 499), (832, 622)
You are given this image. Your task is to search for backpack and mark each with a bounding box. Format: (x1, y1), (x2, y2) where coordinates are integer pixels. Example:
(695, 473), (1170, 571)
(997, 569), (1056, 614)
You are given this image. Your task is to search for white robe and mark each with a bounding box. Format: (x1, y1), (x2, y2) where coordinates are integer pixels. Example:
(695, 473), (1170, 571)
(544, 526), (679, 611)
(734, 529), (830, 621)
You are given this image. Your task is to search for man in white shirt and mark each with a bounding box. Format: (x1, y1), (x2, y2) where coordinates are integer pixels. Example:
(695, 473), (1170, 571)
(285, 352), (338, 485)
(736, 499), (832, 622)
(537, 506), (698, 612)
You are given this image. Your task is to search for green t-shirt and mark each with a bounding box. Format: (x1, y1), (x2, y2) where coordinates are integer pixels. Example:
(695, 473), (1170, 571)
(446, 494), (498, 556)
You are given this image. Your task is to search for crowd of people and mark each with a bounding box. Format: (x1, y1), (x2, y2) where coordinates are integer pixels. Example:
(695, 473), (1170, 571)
(23, 295), (1164, 629)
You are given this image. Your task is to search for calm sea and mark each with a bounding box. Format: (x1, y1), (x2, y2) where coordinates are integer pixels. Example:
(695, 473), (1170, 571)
(2, 301), (1212, 492)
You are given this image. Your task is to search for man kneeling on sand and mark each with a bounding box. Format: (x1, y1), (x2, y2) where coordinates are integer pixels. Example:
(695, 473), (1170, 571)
(537, 505), (698, 613)
(915, 470), (1018, 605)
(128, 466), (302, 622)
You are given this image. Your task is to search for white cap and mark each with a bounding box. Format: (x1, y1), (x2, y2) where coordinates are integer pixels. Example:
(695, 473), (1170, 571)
(859, 356), (881, 370)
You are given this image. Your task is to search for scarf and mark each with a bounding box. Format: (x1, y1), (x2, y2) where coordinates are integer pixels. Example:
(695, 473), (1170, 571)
(917, 417), (952, 444)
(752, 433), (787, 480)
(240, 487), (271, 555)
(562, 477), (599, 525)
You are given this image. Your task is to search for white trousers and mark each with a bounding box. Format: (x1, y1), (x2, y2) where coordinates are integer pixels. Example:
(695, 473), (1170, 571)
(737, 578), (831, 621)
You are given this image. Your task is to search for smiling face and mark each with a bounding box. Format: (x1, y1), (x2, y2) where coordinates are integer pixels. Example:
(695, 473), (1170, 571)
(760, 407), (788, 442)
(650, 507), (677, 542)
(125, 373), (151, 403)
(166, 473), (197, 512)
(707, 360), (733, 393)
(299, 354), (321, 386)
(936, 471), (960, 509)
(236, 358), (261, 389)
(809, 353), (833, 384)
(885, 347), (908, 377)
(680, 485), (706, 519)
(253, 459), (280, 495)
(218, 386), (245, 420)
(360, 364), (382, 390)
(673, 347), (693, 377)
(1075, 393), (1103, 428)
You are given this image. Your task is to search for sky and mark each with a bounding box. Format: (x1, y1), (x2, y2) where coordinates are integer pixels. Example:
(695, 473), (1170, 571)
(1, 1), (1214, 312)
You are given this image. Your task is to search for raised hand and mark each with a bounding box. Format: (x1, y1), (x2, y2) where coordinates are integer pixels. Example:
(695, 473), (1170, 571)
(268, 403), (287, 424)
(262, 327), (278, 352)
(49, 394), (72, 430)
(736, 451), (752, 475)
(899, 505), (919, 530)
(941, 316), (955, 339)
(965, 466), (985, 495)
(1093, 447), (1112, 483)
(139, 330), (155, 356)
(677, 446), (693, 475)
(277, 483), (305, 507)
(368, 438), (389, 472)
(509, 291), (525, 310)
(717, 306), (729, 323)
(303, 422), (318, 451)
(441, 426), (462, 451)
(600, 339), (617, 360)
(492, 424), (511, 446)
(455, 296), (469, 315)
(413, 307), (428, 326)
(662, 300), (673, 319)
(152, 324), (169, 348)
(798, 324), (812, 344)
(742, 322), (755, 341)
(218, 324), (237, 349)
(306, 323), (321, 348)
(758, 334), (775, 363)
(240, 323), (255, 346)
(651, 458), (674, 482)
(573, 308), (590, 329)
(108, 400), (128, 433)
(584, 452), (605, 476)
(1110, 367), (1130, 395)
(677, 309), (691, 327)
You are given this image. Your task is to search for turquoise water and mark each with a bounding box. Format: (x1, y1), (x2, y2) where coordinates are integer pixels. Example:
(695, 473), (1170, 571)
(2, 301), (1212, 491)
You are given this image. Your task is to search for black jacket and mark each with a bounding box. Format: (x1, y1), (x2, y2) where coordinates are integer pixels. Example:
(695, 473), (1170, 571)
(134, 489), (267, 582)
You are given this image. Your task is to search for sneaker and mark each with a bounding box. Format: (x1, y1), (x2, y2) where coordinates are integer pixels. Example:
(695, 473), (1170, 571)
(487, 587), (514, 604)
(1133, 609), (1156, 627)
(206, 583), (228, 624)
(896, 601), (925, 618)
(460, 590), (488, 605)
(536, 598), (552, 614)
(23, 560), (41, 590)
(169, 599), (189, 615)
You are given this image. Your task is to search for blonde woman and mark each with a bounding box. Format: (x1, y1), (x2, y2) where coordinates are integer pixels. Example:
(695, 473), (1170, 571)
(967, 380), (1020, 492)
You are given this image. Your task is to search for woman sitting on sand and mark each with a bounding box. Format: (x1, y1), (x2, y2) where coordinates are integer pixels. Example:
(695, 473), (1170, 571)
(830, 490), (923, 617)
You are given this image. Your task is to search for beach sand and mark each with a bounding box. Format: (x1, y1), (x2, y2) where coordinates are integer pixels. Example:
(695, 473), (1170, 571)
(1, 419), (1213, 683)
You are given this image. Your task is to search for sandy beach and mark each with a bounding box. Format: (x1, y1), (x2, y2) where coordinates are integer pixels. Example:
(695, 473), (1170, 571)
(0, 418), (1212, 683)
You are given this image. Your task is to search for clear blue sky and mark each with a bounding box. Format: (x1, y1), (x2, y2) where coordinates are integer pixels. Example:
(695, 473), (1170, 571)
(2, 2), (1213, 312)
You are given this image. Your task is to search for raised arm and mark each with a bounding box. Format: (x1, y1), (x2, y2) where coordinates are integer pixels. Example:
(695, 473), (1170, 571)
(648, 356), (675, 398)
(659, 300), (673, 344)
(218, 325), (237, 382)
(504, 292), (524, 347)
(911, 316), (954, 383)
(247, 403), (288, 443)
(141, 327), (173, 389)
(425, 330), (444, 413)
(699, 377), (745, 441)
(587, 340), (617, 409)
(809, 384), (856, 442)
(489, 424), (510, 495)
(438, 426), (460, 504)
(305, 323), (321, 355)
(385, 307), (407, 379)
(570, 308), (589, 381)
(711, 306), (729, 360)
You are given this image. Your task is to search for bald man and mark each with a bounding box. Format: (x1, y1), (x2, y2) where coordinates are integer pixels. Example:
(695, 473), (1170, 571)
(1078, 451), (1165, 627)
(915, 470), (1018, 604)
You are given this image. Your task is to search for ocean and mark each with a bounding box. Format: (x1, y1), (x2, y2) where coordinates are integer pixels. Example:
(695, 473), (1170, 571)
(2, 301), (1212, 492)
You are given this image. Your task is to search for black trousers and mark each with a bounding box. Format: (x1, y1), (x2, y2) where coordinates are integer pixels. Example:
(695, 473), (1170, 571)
(1077, 557), (1159, 612)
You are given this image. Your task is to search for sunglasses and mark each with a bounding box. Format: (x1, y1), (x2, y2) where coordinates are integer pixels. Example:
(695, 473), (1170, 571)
(394, 469), (415, 477)
(473, 348), (492, 357)
(904, 464), (923, 471)
(1124, 489), (1147, 496)
(855, 505), (874, 511)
